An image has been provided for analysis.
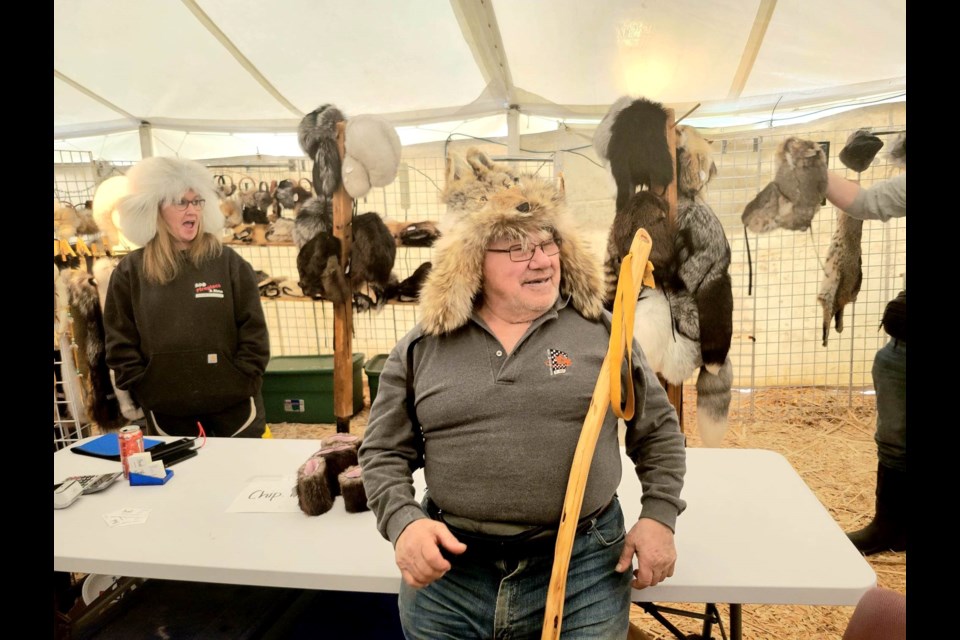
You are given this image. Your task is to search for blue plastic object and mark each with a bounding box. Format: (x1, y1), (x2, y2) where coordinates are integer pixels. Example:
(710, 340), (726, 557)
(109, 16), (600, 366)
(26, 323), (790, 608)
(129, 469), (174, 486)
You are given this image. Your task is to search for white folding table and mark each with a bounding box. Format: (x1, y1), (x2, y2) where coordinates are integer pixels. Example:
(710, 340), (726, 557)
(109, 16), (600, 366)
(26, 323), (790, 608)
(54, 438), (875, 639)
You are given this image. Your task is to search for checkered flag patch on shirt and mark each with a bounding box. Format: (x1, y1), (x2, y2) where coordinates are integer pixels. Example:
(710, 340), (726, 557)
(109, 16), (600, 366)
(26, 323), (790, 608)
(546, 349), (572, 375)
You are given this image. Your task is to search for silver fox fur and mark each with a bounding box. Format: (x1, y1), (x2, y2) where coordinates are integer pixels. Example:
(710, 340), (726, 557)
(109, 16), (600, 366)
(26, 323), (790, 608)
(603, 124), (733, 446)
(292, 196), (333, 249)
(298, 104), (346, 200)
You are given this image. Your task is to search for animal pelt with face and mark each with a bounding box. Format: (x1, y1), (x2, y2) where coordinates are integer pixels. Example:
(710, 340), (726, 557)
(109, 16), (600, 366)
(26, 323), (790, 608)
(593, 96), (675, 214)
(292, 196), (333, 250)
(675, 125), (717, 199)
(817, 211), (863, 346)
(298, 104), (347, 199)
(297, 212), (398, 311)
(439, 148), (520, 232)
(421, 172), (602, 336)
(742, 137), (828, 233)
(61, 268), (128, 431)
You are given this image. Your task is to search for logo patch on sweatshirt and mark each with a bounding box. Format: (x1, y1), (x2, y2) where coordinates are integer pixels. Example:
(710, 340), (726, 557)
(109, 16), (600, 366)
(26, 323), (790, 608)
(546, 348), (572, 375)
(194, 282), (224, 299)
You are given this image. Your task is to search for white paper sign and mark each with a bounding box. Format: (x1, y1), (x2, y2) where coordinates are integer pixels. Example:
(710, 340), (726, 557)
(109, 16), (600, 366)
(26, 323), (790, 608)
(227, 475), (300, 513)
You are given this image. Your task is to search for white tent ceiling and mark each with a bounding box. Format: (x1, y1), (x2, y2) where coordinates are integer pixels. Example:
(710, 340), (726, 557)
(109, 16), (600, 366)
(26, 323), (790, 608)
(54, 0), (906, 162)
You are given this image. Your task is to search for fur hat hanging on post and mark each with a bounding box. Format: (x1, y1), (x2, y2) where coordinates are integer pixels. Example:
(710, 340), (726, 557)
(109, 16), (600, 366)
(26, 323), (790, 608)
(593, 96), (674, 214)
(298, 104), (347, 200)
(117, 157), (224, 247)
(419, 148), (603, 336)
(342, 115), (402, 198)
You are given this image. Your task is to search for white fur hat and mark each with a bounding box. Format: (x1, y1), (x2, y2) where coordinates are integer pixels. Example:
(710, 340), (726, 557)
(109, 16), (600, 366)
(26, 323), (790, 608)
(342, 115), (402, 198)
(117, 157), (223, 247)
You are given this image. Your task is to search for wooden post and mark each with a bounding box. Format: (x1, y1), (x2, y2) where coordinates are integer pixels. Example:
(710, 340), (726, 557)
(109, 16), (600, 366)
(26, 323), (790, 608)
(653, 109), (684, 432)
(332, 122), (354, 433)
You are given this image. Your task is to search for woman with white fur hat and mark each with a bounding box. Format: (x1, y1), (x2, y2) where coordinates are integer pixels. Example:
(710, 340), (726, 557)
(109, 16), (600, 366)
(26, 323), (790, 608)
(103, 156), (270, 438)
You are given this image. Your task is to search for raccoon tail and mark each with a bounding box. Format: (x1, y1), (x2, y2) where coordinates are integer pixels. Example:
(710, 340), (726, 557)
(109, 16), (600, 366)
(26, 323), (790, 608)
(695, 358), (733, 447)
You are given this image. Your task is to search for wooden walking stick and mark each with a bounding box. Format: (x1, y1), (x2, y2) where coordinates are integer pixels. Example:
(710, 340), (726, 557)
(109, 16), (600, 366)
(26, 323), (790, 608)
(541, 227), (655, 639)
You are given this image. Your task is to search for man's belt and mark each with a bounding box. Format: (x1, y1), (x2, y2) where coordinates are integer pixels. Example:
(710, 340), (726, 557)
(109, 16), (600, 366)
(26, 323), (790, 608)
(423, 494), (614, 550)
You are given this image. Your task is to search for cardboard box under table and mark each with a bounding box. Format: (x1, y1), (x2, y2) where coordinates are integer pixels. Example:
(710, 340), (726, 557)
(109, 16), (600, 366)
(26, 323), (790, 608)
(262, 354), (364, 423)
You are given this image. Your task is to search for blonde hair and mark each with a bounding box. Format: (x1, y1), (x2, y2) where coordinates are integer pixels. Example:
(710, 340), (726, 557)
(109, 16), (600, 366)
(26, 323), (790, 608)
(143, 212), (222, 284)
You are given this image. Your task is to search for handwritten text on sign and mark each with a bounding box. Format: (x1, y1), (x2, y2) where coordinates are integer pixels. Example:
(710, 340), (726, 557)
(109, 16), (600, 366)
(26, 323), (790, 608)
(227, 476), (299, 513)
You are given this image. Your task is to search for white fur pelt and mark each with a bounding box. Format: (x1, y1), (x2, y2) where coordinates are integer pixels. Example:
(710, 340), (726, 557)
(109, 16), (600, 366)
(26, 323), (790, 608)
(342, 115), (402, 198)
(633, 287), (700, 385)
(633, 286), (732, 447)
(91, 258), (144, 422)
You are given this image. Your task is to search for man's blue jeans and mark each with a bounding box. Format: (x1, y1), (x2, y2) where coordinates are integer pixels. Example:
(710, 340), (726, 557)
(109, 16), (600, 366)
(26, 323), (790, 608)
(398, 496), (632, 639)
(873, 340), (906, 472)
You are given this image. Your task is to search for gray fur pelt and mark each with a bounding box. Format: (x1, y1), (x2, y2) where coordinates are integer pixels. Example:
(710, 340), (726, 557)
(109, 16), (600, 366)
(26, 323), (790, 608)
(818, 210), (863, 346)
(274, 179), (313, 211)
(298, 104), (346, 199)
(593, 96), (674, 213)
(675, 197), (733, 370)
(292, 196), (333, 249)
(742, 137), (828, 233)
(266, 217), (296, 243)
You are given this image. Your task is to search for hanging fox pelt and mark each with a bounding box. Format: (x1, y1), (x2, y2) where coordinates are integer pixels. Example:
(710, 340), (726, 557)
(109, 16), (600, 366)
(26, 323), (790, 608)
(62, 269), (127, 431)
(298, 104), (347, 201)
(818, 210), (863, 347)
(593, 96), (674, 214)
(439, 148), (520, 231)
(741, 137), (828, 233)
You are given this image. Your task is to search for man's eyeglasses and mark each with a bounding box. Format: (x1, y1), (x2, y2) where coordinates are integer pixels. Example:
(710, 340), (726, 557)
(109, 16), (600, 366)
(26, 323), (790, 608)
(486, 238), (561, 262)
(169, 198), (206, 212)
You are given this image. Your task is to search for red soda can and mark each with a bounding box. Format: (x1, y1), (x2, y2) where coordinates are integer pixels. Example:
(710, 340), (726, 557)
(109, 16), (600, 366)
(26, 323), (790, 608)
(119, 425), (145, 479)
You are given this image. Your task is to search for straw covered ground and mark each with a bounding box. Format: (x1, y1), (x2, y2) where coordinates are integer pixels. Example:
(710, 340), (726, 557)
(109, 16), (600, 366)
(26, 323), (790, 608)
(271, 383), (905, 640)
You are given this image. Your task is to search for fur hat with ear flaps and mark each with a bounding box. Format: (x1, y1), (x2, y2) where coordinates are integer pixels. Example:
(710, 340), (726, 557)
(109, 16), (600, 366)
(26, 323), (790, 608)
(418, 164), (604, 336)
(117, 157), (224, 247)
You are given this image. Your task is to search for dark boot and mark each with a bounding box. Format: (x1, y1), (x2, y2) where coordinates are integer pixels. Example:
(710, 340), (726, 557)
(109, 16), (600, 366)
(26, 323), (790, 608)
(848, 463), (906, 555)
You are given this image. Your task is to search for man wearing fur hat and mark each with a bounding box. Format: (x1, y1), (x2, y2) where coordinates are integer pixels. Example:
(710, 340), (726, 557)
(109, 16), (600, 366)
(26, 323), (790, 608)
(359, 162), (686, 638)
(103, 157), (270, 438)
